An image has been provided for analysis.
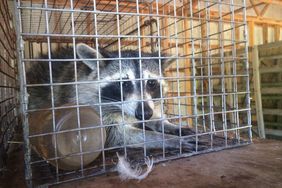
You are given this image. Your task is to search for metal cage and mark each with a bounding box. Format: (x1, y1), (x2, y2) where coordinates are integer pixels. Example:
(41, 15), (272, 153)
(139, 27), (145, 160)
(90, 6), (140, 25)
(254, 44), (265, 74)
(14, 0), (252, 186)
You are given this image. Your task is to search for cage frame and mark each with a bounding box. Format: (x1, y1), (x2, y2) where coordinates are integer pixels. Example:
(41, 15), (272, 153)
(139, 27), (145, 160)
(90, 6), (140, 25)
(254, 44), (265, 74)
(13, 0), (252, 186)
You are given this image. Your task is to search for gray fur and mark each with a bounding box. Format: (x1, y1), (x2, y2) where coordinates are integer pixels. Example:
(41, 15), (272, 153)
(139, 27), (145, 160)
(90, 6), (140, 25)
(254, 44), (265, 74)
(27, 43), (196, 150)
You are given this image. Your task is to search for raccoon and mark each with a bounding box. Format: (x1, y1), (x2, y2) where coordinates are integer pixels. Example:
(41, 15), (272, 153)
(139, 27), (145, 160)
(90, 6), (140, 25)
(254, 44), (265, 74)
(27, 43), (196, 150)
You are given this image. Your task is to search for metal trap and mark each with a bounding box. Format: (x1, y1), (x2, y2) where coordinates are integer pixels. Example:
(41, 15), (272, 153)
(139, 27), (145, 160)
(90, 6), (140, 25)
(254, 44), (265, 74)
(13, 0), (252, 186)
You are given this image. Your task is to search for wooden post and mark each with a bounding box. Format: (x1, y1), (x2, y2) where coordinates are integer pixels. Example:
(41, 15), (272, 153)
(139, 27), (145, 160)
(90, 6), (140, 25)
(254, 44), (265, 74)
(274, 26), (280, 42)
(252, 46), (265, 138)
(248, 21), (255, 47)
(262, 24), (268, 44)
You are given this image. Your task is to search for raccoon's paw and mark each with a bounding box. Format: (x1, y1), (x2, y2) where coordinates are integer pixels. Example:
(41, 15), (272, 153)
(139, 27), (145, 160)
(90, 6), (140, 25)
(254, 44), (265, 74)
(164, 137), (206, 151)
(180, 138), (209, 151)
(180, 127), (196, 136)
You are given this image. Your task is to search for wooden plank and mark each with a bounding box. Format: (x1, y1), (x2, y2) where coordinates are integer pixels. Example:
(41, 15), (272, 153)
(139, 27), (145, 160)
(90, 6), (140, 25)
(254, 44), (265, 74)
(265, 129), (282, 139)
(260, 67), (282, 74)
(260, 54), (282, 60)
(265, 122), (282, 129)
(261, 95), (282, 100)
(261, 82), (282, 87)
(252, 46), (265, 138)
(261, 87), (282, 94)
(263, 109), (282, 116)
(258, 40), (282, 49)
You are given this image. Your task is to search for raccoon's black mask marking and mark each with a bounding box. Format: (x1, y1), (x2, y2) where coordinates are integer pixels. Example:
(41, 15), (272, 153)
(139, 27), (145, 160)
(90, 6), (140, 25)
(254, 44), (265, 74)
(146, 79), (161, 98)
(101, 80), (134, 102)
(101, 79), (161, 104)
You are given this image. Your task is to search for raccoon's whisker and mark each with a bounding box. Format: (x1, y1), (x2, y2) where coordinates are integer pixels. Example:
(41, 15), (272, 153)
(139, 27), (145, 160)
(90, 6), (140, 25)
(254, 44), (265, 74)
(87, 98), (136, 112)
(86, 102), (137, 117)
(87, 103), (121, 112)
(103, 106), (134, 114)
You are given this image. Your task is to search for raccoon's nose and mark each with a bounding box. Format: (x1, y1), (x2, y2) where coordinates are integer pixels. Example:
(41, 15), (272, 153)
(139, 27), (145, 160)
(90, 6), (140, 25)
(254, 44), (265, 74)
(135, 102), (153, 120)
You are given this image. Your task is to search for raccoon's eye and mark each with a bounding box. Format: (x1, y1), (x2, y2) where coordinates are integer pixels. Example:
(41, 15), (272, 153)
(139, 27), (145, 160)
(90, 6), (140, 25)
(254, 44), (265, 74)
(122, 81), (133, 91)
(123, 81), (130, 88)
(147, 79), (158, 89)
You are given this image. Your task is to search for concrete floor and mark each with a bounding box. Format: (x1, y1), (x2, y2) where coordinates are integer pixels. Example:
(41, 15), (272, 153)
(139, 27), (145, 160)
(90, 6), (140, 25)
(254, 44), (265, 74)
(1, 139), (282, 188)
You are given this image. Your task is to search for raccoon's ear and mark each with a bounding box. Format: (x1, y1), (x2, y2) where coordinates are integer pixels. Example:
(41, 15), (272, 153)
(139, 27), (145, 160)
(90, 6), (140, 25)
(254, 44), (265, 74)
(76, 43), (108, 70)
(161, 56), (176, 72)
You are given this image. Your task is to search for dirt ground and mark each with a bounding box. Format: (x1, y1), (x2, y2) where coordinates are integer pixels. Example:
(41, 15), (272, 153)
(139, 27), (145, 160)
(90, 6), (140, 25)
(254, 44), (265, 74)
(1, 139), (282, 188)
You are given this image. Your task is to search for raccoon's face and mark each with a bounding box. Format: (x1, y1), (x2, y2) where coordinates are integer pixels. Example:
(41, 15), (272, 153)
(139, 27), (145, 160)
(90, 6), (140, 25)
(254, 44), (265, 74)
(76, 43), (174, 121)
(99, 61), (163, 120)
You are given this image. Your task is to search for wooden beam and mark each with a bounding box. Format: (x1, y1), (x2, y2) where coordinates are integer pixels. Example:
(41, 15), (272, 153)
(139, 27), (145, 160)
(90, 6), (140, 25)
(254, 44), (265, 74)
(252, 46), (265, 139)
(208, 10), (282, 27)
(21, 0), (145, 8)
(22, 0), (282, 27)
(253, 0), (282, 6)
(21, 36), (138, 46)
(260, 4), (270, 17)
(249, 0), (260, 16)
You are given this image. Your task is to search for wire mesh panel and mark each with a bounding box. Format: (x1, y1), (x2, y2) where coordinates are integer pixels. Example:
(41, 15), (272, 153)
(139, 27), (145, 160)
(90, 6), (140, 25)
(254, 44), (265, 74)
(0, 0), (19, 172)
(15, 0), (252, 186)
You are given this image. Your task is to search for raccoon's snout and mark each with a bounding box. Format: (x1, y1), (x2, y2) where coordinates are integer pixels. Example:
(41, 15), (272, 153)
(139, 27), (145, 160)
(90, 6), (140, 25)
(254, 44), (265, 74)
(135, 102), (153, 120)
